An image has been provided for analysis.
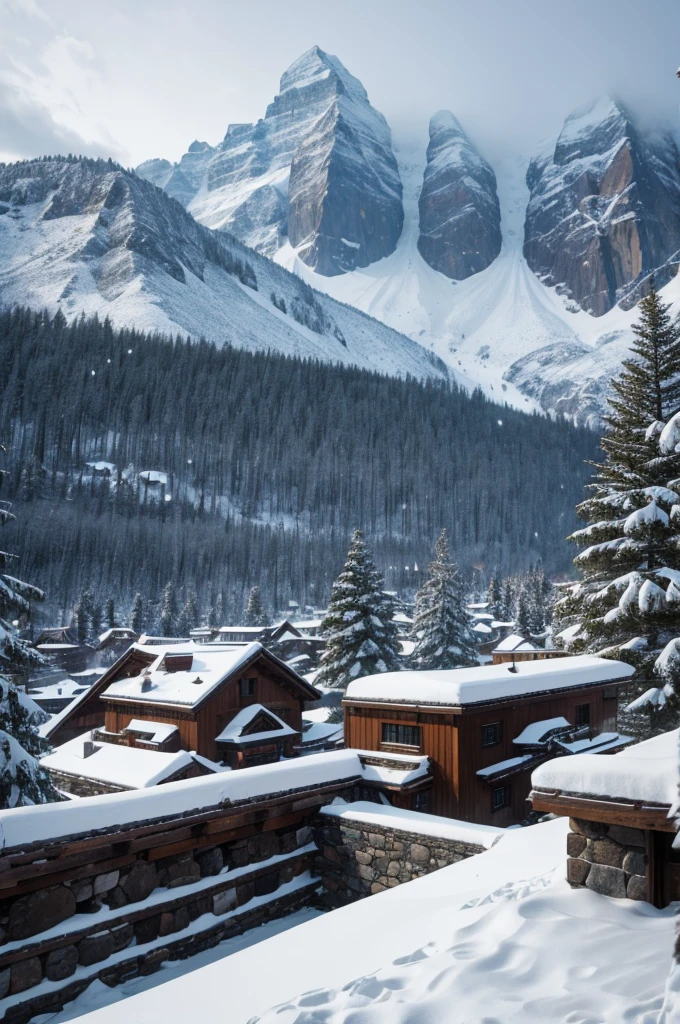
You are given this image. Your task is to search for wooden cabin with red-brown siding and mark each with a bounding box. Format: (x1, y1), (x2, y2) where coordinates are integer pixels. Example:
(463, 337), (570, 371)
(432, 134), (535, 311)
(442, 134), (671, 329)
(343, 655), (635, 827)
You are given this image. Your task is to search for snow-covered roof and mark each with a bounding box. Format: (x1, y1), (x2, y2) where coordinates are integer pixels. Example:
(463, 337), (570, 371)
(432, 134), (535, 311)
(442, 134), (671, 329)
(217, 626), (266, 635)
(215, 704), (298, 743)
(123, 720), (179, 744)
(554, 732), (633, 755)
(473, 622), (493, 634)
(345, 656), (634, 708)
(493, 633), (537, 652)
(320, 800), (502, 849)
(97, 627), (136, 644)
(85, 461), (116, 474)
(41, 735), (196, 789)
(103, 642), (264, 707)
(29, 678), (90, 700)
(476, 754), (535, 778)
(292, 620), (322, 629)
(139, 470), (168, 486)
(0, 749), (365, 850)
(299, 721), (344, 747)
(531, 728), (679, 806)
(513, 717), (570, 745)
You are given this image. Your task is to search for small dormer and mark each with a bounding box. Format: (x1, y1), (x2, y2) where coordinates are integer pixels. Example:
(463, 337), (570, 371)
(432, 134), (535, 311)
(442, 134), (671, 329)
(162, 653), (194, 673)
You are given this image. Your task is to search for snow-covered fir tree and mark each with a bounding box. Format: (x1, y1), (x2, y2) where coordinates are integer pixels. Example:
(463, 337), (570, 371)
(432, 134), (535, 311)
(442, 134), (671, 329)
(245, 585), (269, 627)
(316, 530), (401, 690)
(176, 589), (199, 636)
(130, 593), (144, 634)
(105, 597), (115, 629)
(555, 286), (680, 737)
(0, 453), (59, 807)
(159, 581), (177, 637)
(410, 530), (478, 670)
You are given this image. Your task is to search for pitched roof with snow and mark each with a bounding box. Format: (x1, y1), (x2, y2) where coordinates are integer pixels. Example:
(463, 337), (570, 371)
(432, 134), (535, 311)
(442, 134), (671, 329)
(215, 704), (298, 744)
(344, 656), (635, 708)
(531, 728), (678, 806)
(493, 633), (537, 652)
(123, 720), (179, 744)
(41, 735), (199, 789)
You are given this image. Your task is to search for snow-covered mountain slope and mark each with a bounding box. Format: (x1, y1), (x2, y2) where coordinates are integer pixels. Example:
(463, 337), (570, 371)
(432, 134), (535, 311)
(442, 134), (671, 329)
(0, 158), (446, 381)
(524, 97), (680, 315)
(137, 46), (403, 276)
(276, 136), (680, 426)
(417, 111), (501, 280)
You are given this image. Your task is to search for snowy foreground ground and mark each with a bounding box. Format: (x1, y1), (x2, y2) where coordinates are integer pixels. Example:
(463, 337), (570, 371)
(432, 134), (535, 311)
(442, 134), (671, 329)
(49, 818), (677, 1024)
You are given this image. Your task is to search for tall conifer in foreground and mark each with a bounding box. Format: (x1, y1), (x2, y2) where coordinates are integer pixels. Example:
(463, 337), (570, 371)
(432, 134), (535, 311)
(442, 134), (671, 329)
(411, 530), (478, 670)
(555, 286), (680, 736)
(0, 448), (59, 807)
(316, 530), (401, 690)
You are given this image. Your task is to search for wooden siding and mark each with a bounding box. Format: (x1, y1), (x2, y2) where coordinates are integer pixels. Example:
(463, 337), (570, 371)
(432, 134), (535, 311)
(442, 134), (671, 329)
(345, 682), (620, 826)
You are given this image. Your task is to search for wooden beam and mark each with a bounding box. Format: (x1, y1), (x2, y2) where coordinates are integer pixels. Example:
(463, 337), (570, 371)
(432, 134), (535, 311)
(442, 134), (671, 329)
(530, 789), (674, 832)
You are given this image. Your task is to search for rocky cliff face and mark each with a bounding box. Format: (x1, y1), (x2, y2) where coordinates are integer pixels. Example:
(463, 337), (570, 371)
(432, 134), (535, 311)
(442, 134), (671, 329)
(136, 46), (403, 275)
(417, 111), (501, 279)
(0, 157), (444, 381)
(524, 97), (680, 315)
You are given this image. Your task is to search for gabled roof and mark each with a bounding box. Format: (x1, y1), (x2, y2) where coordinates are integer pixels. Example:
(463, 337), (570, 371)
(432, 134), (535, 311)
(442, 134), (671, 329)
(41, 734), (204, 789)
(215, 704), (298, 745)
(344, 656), (635, 709)
(493, 633), (537, 653)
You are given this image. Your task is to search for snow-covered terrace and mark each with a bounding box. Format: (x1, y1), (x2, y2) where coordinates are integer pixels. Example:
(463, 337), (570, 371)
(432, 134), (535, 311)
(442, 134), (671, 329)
(40, 734), (200, 790)
(344, 655), (635, 708)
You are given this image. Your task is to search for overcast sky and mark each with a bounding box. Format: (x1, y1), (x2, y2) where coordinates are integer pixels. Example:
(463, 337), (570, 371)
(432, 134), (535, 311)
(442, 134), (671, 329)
(1, 0), (679, 167)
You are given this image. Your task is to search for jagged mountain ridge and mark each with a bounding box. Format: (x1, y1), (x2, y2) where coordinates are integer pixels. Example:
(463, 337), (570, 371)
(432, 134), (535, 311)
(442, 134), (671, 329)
(524, 97), (680, 315)
(0, 156), (446, 381)
(417, 110), (502, 280)
(138, 46), (403, 275)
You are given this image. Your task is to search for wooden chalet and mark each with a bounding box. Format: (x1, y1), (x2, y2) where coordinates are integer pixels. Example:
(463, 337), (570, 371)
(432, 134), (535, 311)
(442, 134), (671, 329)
(530, 729), (680, 907)
(491, 633), (569, 665)
(343, 655), (635, 826)
(44, 642), (320, 767)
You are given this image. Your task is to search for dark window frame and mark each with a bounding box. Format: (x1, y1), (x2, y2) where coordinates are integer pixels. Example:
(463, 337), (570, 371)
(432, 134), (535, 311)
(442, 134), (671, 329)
(381, 723), (422, 749)
(492, 785), (510, 812)
(481, 722), (502, 747)
(575, 702), (591, 727)
(239, 676), (257, 697)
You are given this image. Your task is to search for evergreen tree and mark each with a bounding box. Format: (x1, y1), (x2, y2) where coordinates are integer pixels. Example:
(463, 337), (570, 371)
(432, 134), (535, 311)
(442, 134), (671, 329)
(410, 530), (478, 670)
(488, 575), (501, 618)
(0, 449), (59, 807)
(90, 601), (102, 639)
(177, 589), (199, 636)
(159, 582), (177, 637)
(74, 596), (90, 644)
(555, 287), (680, 736)
(106, 597), (115, 629)
(316, 530), (401, 690)
(245, 585), (268, 627)
(130, 592), (144, 634)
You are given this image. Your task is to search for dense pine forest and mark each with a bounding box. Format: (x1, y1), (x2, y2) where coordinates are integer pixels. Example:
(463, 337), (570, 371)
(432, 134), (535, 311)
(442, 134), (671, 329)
(0, 308), (598, 625)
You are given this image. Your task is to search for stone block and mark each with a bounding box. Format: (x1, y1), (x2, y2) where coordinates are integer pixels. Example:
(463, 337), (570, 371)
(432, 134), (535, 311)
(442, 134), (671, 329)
(166, 854), (201, 889)
(607, 825), (645, 849)
(587, 838), (625, 868)
(105, 886), (128, 910)
(229, 844), (249, 868)
(566, 832), (587, 858)
(623, 850), (646, 876)
(387, 860), (401, 877)
(69, 879), (94, 903)
(280, 832), (297, 854)
(134, 914), (161, 944)
(392, 841), (404, 853)
(322, 875), (339, 892)
(93, 870), (119, 896)
(346, 877), (363, 893)
(45, 945), (78, 982)
(386, 877), (400, 887)
(110, 923), (134, 954)
(569, 817), (607, 840)
(158, 912), (176, 937)
(120, 860), (157, 903)
(197, 847), (224, 877)
(254, 871), (279, 897)
(626, 874), (647, 901)
(280, 862), (295, 885)
(567, 857), (590, 886)
(78, 930), (114, 966)
(213, 888), (238, 915)
(368, 833), (385, 850)
(7, 885), (76, 941)
(236, 882), (255, 906)
(0, 967), (9, 1000)
(296, 825), (314, 846)
(370, 882), (386, 894)
(10, 956), (41, 994)
(354, 851), (372, 866)
(585, 863), (627, 899)
(248, 832), (279, 862)
(188, 895), (211, 921)
(357, 864), (374, 881)
(410, 844), (430, 864)
(174, 906), (190, 932)
(374, 856), (390, 874)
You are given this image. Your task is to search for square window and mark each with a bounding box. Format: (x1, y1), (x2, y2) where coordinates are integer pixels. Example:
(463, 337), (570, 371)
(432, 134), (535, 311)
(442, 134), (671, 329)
(239, 676), (256, 697)
(575, 703), (590, 727)
(492, 785), (510, 812)
(481, 722), (501, 747)
(381, 723), (421, 748)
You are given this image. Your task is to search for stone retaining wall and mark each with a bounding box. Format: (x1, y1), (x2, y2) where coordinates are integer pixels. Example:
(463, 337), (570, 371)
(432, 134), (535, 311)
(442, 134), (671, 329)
(313, 813), (488, 907)
(566, 816), (647, 900)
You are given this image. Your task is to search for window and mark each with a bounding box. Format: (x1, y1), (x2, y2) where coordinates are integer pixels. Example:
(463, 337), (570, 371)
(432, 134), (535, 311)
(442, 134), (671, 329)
(481, 722), (501, 747)
(492, 785), (510, 812)
(575, 703), (591, 727)
(381, 723), (421, 748)
(412, 791), (430, 812)
(603, 686), (617, 700)
(239, 676), (256, 697)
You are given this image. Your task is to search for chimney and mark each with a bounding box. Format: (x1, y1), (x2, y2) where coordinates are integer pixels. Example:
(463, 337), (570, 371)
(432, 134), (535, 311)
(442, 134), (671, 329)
(82, 740), (96, 758)
(508, 652), (518, 674)
(141, 677), (153, 692)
